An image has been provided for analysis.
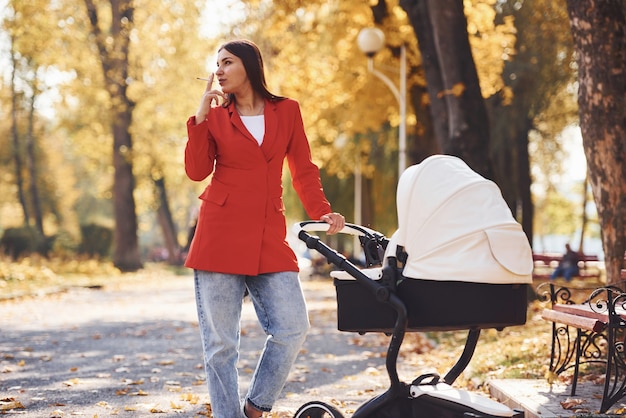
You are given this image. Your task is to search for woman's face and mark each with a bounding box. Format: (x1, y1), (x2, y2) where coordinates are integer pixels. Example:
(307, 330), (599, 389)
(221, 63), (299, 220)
(215, 48), (250, 95)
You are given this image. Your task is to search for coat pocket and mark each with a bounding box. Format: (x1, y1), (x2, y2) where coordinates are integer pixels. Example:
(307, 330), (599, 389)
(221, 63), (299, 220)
(199, 183), (229, 206)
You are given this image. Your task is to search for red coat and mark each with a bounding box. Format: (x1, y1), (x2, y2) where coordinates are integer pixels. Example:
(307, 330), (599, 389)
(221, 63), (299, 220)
(184, 98), (332, 275)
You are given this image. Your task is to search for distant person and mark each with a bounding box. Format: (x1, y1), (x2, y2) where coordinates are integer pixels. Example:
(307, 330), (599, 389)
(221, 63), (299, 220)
(184, 39), (345, 418)
(550, 244), (580, 282)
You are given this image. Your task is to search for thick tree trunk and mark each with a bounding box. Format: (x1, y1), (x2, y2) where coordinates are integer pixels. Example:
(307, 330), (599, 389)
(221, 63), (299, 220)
(112, 111), (141, 271)
(400, 0), (493, 180)
(85, 0), (142, 271)
(565, 0), (626, 285)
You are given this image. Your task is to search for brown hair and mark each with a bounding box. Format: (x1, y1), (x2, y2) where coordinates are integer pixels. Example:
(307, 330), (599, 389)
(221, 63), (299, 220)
(218, 40), (284, 107)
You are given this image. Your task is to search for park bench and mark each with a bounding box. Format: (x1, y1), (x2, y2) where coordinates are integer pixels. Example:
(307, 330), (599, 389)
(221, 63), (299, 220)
(532, 252), (601, 281)
(538, 282), (626, 413)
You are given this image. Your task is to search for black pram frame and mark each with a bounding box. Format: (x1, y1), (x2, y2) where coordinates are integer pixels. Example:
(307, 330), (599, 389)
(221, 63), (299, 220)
(293, 221), (526, 418)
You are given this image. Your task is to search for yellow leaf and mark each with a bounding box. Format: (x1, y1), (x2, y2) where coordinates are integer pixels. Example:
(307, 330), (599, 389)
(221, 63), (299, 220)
(62, 378), (80, 386)
(544, 370), (558, 384)
(0, 398), (25, 410)
(130, 389), (149, 396)
(437, 83), (466, 98)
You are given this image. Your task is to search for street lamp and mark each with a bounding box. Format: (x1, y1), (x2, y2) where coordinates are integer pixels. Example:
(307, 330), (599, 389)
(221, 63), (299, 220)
(357, 27), (407, 178)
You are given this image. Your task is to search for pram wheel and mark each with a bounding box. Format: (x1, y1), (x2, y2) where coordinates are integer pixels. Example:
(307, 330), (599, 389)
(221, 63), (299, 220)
(294, 401), (345, 418)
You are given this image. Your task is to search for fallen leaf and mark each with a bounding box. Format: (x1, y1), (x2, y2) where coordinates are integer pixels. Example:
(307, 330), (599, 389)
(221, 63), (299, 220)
(129, 378), (144, 385)
(129, 389), (149, 396)
(560, 398), (586, 410)
(0, 398), (25, 411)
(180, 393), (200, 404)
(63, 378), (81, 386)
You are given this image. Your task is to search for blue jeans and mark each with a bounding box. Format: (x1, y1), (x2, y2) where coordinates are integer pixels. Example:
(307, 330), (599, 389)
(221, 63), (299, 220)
(550, 265), (579, 282)
(194, 270), (309, 418)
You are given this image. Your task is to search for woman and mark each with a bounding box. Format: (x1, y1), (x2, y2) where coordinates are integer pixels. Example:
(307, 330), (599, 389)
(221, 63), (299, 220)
(184, 39), (345, 418)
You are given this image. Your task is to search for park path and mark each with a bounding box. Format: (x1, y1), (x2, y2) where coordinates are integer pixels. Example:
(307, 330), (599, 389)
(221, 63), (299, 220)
(0, 271), (412, 417)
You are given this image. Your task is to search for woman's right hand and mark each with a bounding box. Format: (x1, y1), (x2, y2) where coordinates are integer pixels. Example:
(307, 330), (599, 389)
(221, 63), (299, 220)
(195, 73), (226, 124)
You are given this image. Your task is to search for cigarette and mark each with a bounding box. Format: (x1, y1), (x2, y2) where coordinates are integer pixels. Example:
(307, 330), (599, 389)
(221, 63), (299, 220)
(196, 77), (211, 81)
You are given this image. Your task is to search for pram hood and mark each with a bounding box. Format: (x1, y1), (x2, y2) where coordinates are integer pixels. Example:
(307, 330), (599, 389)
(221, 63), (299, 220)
(388, 155), (533, 285)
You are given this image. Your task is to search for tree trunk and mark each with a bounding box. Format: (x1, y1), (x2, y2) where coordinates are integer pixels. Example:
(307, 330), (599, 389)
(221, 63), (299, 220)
(84, 0), (142, 272)
(111, 110), (141, 271)
(154, 176), (182, 265)
(409, 83), (441, 164)
(400, 0), (493, 180)
(565, 0), (626, 285)
(26, 88), (44, 237)
(578, 175), (589, 254)
(516, 120), (533, 247)
(9, 40), (30, 226)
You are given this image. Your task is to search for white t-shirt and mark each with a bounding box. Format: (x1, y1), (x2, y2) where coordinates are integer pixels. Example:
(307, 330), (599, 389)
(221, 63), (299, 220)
(240, 115), (265, 145)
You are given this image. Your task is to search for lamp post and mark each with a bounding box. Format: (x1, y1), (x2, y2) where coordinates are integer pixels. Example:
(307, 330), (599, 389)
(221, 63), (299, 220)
(357, 27), (407, 178)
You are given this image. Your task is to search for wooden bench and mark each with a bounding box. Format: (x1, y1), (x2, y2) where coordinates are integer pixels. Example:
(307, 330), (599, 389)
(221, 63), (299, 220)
(538, 282), (626, 413)
(541, 306), (606, 333)
(532, 253), (601, 281)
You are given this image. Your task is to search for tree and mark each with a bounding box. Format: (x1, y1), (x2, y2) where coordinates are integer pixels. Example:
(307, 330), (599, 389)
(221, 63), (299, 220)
(488, 0), (577, 246)
(49, 0), (207, 265)
(83, 0), (141, 272)
(4, 1), (64, 242)
(565, 0), (626, 285)
(8, 35), (30, 227)
(399, 0), (495, 180)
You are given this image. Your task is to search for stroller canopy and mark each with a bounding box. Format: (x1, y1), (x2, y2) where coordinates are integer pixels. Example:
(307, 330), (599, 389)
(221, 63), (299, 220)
(388, 155), (533, 285)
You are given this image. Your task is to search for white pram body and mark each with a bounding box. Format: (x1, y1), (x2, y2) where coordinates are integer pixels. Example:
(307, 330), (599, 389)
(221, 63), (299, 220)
(331, 155), (533, 332)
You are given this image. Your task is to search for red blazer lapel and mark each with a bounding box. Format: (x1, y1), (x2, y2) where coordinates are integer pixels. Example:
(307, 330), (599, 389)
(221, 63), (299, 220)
(227, 102), (258, 145)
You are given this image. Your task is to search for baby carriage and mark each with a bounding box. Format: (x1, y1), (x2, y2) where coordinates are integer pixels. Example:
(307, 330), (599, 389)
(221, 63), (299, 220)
(293, 155), (533, 418)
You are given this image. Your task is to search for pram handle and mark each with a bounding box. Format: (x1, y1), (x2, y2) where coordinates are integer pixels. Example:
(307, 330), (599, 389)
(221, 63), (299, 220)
(294, 220), (383, 238)
(295, 221), (388, 268)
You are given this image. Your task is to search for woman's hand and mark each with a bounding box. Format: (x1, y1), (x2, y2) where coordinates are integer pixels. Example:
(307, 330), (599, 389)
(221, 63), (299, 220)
(195, 73), (226, 124)
(320, 212), (345, 235)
